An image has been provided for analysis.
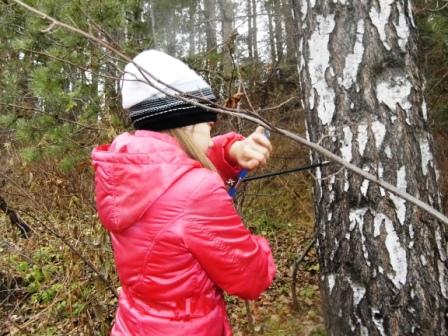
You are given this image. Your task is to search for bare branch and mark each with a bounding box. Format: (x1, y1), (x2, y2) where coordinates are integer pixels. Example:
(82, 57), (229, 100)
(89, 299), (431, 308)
(0, 103), (103, 131)
(41, 21), (56, 33)
(291, 233), (317, 311)
(258, 96), (299, 112)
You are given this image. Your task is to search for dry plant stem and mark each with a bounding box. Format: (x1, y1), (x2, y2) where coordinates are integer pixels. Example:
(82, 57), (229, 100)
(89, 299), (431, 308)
(428, 70), (448, 93)
(291, 233), (317, 312)
(236, 190), (254, 334)
(2, 239), (34, 263)
(278, 175), (302, 200)
(244, 300), (255, 335)
(234, 49), (256, 114)
(12, 0), (448, 227)
(0, 171), (118, 298)
(258, 96), (298, 112)
(21, 210), (119, 299)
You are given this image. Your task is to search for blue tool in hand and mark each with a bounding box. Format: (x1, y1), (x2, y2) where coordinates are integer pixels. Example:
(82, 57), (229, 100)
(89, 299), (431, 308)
(228, 129), (270, 198)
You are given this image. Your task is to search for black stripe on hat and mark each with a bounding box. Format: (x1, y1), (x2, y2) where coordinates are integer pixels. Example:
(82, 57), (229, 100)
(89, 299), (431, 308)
(129, 89), (217, 131)
(132, 103), (217, 131)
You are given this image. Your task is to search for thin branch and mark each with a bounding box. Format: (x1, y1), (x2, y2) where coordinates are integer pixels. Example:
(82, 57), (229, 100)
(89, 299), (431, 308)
(0, 103), (103, 131)
(258, 96), (299, 112)
(428, 70), (448, 94)
(22, 48), (123, 82)
(429, 0), (448, 11)
(234, 47), (257, 114)
(291, 233), (317, 311)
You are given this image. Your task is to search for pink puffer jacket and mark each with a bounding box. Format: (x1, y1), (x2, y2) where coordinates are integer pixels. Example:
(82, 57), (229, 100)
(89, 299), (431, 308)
(92, 130), (276, 336)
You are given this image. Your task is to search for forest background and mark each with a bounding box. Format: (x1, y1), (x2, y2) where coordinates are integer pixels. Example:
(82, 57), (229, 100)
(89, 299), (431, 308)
(0, 0), (447, 335)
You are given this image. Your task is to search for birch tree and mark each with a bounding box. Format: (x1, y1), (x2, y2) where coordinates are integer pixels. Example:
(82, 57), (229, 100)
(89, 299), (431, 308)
(295, 1), (448, 334)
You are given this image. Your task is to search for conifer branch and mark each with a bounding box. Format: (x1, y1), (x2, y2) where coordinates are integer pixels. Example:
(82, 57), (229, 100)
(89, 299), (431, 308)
(12, 0), (448, 227)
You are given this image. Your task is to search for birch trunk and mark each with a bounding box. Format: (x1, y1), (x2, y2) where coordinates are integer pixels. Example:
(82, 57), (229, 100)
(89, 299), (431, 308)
(295, 1), (448, 334)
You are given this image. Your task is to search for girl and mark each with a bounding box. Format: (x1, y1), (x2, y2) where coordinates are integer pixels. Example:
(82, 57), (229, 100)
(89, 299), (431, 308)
(92, 50), (276, 336)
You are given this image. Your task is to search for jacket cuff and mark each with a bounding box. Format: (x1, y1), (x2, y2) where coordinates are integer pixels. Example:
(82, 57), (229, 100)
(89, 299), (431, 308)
(223, 133), (245, 168)
(209, 132), (245, 183)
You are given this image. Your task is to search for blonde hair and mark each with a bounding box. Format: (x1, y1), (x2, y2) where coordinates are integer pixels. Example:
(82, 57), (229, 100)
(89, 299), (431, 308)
(168, 127), (216, 171)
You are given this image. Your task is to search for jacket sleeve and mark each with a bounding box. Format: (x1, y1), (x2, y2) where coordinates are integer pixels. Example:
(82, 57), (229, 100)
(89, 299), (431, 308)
(182, 174), (276, 300)
(207, 132), (245, 182)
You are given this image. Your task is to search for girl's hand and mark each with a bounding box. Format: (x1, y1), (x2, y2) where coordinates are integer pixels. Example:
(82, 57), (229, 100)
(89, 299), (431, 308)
(229, 126), (272, 170)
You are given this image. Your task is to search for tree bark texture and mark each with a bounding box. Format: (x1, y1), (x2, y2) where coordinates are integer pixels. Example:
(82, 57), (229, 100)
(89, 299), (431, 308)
(273, 1), (284, 63)
(266, 1), (277, 64)
(189, 3), (197, 56)
(295, 1), (448, 335)
(247, 0), (253, 59)
(218, 0), (235, 82)
(281, 0), (298, 66)
(251, 0), (259, 61)
(204, 0), (217, 51)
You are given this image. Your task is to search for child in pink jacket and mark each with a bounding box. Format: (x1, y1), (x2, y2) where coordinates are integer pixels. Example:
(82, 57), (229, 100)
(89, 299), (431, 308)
(92, 50), (276, 336)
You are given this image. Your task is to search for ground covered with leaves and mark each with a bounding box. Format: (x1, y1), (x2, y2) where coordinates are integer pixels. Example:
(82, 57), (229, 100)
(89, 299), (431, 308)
(0, 126), (327, 335)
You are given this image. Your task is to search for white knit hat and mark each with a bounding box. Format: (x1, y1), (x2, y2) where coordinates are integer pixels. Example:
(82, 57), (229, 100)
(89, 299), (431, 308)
(121, 50), (217, 131)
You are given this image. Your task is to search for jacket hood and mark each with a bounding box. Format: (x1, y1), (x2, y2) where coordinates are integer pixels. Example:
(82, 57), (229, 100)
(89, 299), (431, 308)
(92, 131), (199, 232)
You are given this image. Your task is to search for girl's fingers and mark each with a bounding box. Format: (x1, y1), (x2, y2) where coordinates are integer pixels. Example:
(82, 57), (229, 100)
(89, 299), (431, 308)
(252, 133), (272, 151)
(244, 147), (267, 167)
(247, 139), (271, 160)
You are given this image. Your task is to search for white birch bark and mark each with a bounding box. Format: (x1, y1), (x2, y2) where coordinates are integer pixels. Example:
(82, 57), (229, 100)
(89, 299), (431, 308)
(295, 1), (448, 334)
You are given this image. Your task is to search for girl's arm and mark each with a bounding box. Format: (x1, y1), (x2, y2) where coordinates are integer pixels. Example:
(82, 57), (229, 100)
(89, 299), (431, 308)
(183, 173), (276, 300)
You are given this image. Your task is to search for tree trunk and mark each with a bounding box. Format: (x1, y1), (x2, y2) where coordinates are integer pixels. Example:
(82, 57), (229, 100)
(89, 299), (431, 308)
(218, 0), (235, 83)
(251, 0), (258, 62)
(188, 3), (197, 56)
(281, 0), (297, 66)
(247, 0), (253, 59)
(295, 1), (448, 334)
(147, 0), (158, 48)
(204, 0), (217, 51)
(273, 0), (284, 63)
(265, 1), (277, 65)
